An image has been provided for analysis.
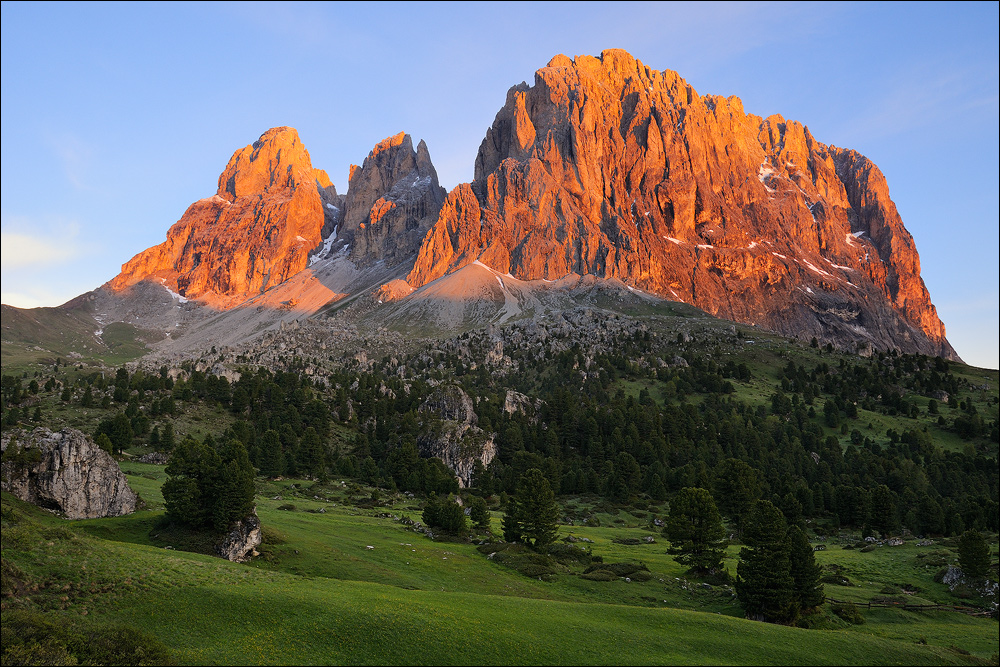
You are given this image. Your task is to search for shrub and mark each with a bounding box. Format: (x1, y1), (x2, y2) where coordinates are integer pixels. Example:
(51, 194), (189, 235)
(831, 602), (865, 625)
(517, 563), (556, 578)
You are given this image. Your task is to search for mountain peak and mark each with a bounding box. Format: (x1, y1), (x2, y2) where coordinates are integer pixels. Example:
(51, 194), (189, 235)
(407, 49), (955, 358)
(109, 127), (330, 309)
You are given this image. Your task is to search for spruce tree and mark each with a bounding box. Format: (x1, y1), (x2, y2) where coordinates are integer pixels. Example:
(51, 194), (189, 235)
(958, 529), (991, 579)
(469, 495), (491, 531)
(664, 487), (727, 574)
(714, 458), (761, 534)
(504, 468), (559, 548)
(736, 500), (796, 622)
(787, 525), (824, 610)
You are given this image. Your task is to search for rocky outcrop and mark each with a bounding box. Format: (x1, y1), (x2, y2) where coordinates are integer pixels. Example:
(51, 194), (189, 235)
(215, 510), (261, 562)
(343, 132), (447, 266)
(109, 127), (341, 309)
(417, 384), (496, 488)
(0, 428), (138, 519)
(407, 50), (956, 359)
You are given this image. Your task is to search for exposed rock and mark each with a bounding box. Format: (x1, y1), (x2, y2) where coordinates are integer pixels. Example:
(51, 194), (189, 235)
(343, 133), (447, 266)
(407, 50), (956, 359)
(417, 384), (496, 487)
(504, 389), (539, 416)
(1, 427), (138, 519)
(215, 510), (261, 562)
(109, 127), (338, 309)
(136, 452), (170, 464)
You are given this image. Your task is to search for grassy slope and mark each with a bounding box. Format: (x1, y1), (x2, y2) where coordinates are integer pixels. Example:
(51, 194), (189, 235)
(7, 466), (996, 666)
(1, 303), (151, 376)
(4, 497), (987, 667)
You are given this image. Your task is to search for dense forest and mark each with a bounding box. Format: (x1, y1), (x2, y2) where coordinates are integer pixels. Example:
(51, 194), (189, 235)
(3, 325), (997, 539)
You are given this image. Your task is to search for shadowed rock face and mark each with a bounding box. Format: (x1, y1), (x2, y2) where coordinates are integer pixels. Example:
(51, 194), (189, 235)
(109, 127), (339, 309)
(1, 427), (138, 519)
(408, 50), (956, 358)
(417, 384), (496, 488)
(343, 132), (447, 266)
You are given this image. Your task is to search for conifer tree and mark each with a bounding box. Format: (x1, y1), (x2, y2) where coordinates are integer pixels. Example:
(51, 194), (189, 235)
(714, 458), (761, 534)
(503, 468), (559, 548)
(664, 487), (727, 574)
(787, 525), (824, 610)
(958, 529), (991, 579)
(736, 500), (796, 622)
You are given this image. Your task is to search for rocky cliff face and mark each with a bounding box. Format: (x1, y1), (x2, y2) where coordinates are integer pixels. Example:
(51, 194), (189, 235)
(417, 384), (496, 488)
(1, 427), (138, 519)
(110, 127), (342, 309)
(407, 50), (955, 358)
(343, 132), (447, 266)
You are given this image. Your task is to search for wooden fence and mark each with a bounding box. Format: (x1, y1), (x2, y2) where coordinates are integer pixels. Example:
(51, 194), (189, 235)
(825, 596), (991, 616)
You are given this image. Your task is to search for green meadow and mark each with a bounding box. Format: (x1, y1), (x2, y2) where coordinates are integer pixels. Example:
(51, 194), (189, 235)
(3, 469), (996, 666)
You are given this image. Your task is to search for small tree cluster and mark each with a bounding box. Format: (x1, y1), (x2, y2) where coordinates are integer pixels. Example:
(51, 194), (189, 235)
(422, 495), (467, 534)
(735, 500), (824, 623)
(162, 436), (256, 533)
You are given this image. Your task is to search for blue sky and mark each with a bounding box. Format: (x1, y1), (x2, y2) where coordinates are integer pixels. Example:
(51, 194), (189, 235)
(2, 1), (997, 368)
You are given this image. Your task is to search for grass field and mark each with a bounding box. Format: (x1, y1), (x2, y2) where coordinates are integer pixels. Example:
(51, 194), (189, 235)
(4, 468), (997, 666)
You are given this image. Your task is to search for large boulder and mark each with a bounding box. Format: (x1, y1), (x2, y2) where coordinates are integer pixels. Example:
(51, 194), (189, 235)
(1, 427), (138, 519)
(215, 510), (262, 563)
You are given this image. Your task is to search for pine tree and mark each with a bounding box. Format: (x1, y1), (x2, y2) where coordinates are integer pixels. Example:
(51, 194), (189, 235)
(869, 484), (897, 537)
(736, 500), (796, 622)
(469, 495), (491, 531)
(212, 439), (256, 532)
(958, 529), (990, 579)
(714, 458), (761, 534)
(81, 385), (93, 408)
(787, 525), (824, 610)
(504, 468), (559, 548)
(664, 487), (727, 574)
(258, 429), (285, 478)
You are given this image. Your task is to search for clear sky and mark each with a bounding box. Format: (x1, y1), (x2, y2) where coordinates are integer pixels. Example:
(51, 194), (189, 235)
(2, 1), (997, 368)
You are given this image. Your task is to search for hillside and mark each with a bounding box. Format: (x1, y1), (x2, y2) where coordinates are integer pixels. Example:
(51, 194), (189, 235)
(2, 304), (997, 664)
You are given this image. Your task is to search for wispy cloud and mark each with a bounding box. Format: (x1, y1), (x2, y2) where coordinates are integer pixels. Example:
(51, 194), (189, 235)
(0, 287), (80, 309)
(44, 132), (94, 190)
(0, 219), (83, 268)
(839, 68), (999, 144)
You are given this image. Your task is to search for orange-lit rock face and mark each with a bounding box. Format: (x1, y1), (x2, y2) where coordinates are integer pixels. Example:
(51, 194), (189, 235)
(110, 127), (333, 309)
(344, 132), (447, 265)
(409, 49), (954, 357)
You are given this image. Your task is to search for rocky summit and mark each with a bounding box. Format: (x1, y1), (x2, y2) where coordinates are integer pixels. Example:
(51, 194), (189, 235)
(407, 50), (953, 358)
(110, 127), (339, 309)
(102, 50), (956, 359)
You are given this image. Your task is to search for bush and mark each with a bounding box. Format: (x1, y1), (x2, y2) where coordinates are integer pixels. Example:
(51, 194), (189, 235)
(517, 563), (556, 578)
(0, 608), (172, 666)
(581, 570), (617, 581)
(584, 561), (648, 577)
(831, 602), (865, 625)
(277, 503), (296, 511)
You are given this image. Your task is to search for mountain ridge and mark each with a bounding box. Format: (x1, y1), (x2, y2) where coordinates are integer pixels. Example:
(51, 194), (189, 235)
(38, 50), (960, 360)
